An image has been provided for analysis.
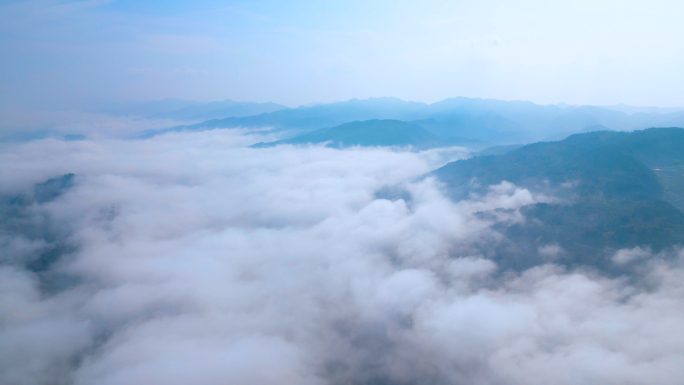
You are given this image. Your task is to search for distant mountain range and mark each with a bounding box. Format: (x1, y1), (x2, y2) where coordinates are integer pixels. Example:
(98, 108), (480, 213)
(148, 100), (288, 120)
(599, 104), (684, 115)
(136, 97), (684, 147)
(251, 119), (483, 149)
(93, 98), (289, 121)
(0, 130), (86, 143)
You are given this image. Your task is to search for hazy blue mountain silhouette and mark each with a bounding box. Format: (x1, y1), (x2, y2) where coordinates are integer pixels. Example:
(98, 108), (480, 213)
(475, 144), (525, 156)
(149, 100), (289, 120)
(94, 98), (202, 117)
(251, 119), (451, 149)
(138, 97), (684, 145)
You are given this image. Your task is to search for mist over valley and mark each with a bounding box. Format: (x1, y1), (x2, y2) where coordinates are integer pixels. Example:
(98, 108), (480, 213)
(3, 1), (684, 384)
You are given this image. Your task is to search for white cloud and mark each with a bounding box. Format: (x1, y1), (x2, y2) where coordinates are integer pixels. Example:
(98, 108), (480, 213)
(538, 244), (563, 259)
(1, 129), (684, 384)
(613, 246), (652, 265)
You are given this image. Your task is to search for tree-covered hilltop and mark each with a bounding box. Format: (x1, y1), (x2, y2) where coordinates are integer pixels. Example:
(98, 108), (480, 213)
(436, 128), (684, 201)
(434, 127), (684, 272)
(0, 174), (79, 291)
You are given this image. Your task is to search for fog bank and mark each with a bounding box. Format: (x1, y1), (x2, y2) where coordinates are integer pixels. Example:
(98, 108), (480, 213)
(1, 130), (683, 385)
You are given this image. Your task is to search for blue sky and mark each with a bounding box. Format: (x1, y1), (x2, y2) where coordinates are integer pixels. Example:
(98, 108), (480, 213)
(1, 0), (683, 108)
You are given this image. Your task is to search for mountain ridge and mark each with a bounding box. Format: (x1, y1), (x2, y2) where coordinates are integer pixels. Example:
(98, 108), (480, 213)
(251, 119), (451, 150)
(432, 127), (684, 272)
(137, 97), (684, 145)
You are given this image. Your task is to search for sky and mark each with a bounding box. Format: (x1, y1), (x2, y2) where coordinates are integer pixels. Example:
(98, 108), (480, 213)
(1, 0), (684, 109)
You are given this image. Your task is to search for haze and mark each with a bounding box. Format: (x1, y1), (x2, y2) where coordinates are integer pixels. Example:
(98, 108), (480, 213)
(1, 0), (684, 110)
(3, 2), (684, 385)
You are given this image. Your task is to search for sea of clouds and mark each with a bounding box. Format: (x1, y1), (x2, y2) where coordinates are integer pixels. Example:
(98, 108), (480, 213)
(1, 129), (684, 385)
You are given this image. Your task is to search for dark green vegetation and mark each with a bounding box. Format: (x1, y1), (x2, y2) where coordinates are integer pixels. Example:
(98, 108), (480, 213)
(435, 127), (684, 273)
(654, 166), (684, 211)
(0, 174), (79, 291)
(252, 119), (454, 149)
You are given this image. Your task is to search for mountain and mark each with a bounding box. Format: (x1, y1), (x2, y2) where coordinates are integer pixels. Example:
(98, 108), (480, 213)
(177, 97), (551, 140)
(425, 97), (567, 135)
(540, 106), (631, 138)
(0, 130), (87, 143)
(600, 104), (684, 115)
(91, 99), (289, 120)
(544, 124), (612, 141)
(412, 112), (530, 144)
(138, 97), (684, 146)
(475, 144), (525, 156)
(0, 174), (77, 277)
(93, 99), (202, 117)
(434, 127), (684, 273)
(186, 97), (429, 131)
(138, 98), (529, 144)
(252, 119), (447, 149)
(136, 98), (432, 139)
(148, 100), (289, 121)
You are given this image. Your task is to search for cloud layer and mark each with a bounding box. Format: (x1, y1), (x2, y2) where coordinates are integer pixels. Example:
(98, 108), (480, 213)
(1, 130), (684, 385)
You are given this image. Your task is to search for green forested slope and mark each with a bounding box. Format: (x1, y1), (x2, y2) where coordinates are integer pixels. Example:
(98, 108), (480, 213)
(434, 127), (684, 272)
